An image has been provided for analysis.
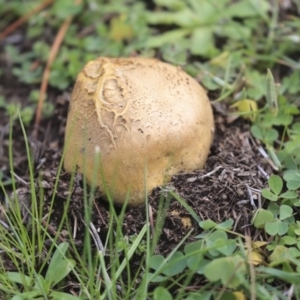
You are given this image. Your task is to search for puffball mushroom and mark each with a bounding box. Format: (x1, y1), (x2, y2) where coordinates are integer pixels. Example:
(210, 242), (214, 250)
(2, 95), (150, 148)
(64, 57), (214, 205)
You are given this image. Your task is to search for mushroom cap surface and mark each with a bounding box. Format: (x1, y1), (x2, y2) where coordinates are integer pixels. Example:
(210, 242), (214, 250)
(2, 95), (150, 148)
(64, 57), (214, 205)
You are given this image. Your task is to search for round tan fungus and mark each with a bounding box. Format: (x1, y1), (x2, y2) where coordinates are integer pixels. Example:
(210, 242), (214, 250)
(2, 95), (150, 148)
(64, 57), (214, 205)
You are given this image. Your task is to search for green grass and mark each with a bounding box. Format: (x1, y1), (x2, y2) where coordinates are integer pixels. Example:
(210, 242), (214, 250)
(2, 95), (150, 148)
(1, 0), (300, 299)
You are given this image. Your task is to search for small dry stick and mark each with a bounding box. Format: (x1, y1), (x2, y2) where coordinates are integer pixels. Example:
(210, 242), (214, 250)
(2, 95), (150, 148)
(199, 165), (223, 178)
(89, 222), (105, 254)
(257, 165), (269, 179)
(72, 210), (78, 239)
(149, 204), (154, 237)
(11, 172), (29, 186)
(257, 146), (279, 171)
(246, 184), (257, 209)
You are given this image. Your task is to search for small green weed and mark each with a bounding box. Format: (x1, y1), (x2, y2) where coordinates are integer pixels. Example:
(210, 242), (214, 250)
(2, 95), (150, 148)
(6, 243), (77, 300)
(145, 0), (270, 58)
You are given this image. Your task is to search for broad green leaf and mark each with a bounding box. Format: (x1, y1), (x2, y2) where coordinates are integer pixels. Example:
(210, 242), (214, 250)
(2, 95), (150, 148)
(268, 175), (283, 195)
(280, 190), (298, 199)
(252, 209), (274, 229)
(216, 240), (237, 256)
(33, 274), (48, 293)
(265, 221), (278, 236)
(226, 0), (270, 18)
(282, 70), (300, 95)
(265, 220), (288, 236)
(153, 287), (172, 300)
(204, 255), (247, 288)
(187, 257), (209, 274)
(261, 189), (278, 201)
(7, 272), (32, 287)
(45, 242), (75, 287)
(216, 219), (234, 230)
(294, 222), (300, 235)
(221, 22), (251, 40)
(283, 170), (300, 190)
(280, 235), (297, 245)
(251, 125), (263, 140)
(277, 152), (298, 170)
(246, 70), (266, 100)
(161, 44), (187, 65)
(284, 138), (300, 158)
(269, 245), (287, 262)
(279, 205), (293, 220)
(264, 129), (279, 143)
(206, 230), (228, 243)
(149, 252), (186, 278)
(190, 27), (217, 57)
(287, 223), (298, 236)
(199, 219), (217, 230)
(145, 29), (189, 48)
(206, 231), (228, 256)
(149, 255), (165, 271)
(11, 291), (43, 300)
(163, 251), (186, 276)
(51, 290), (89, 300)
(292, 122), (300, 132)
(277, 221), (289, 236)
(288, 247), (300, 258)
(272, 110), (293, 126)
(289, 199), (300, 207)
(184, 240), (204, 255)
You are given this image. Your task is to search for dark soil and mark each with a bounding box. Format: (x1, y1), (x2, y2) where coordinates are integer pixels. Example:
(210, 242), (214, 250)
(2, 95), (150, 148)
(0, 76), (273, 255)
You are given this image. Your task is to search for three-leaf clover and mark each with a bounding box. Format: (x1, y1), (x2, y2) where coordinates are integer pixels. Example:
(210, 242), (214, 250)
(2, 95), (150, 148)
(262, 175), (297, 201)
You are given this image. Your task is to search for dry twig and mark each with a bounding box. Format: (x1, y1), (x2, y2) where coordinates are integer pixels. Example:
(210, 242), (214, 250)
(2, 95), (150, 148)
(34, 17), (73, 136)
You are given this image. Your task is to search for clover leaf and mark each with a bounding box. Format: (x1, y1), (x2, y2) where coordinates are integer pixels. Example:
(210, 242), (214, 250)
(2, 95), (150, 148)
(204, 255), (247, 288)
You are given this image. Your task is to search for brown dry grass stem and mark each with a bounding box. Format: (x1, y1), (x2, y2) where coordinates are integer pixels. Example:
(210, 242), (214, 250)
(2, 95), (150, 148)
(34, 16), (72, 137)
(34, 0), (82, 137)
